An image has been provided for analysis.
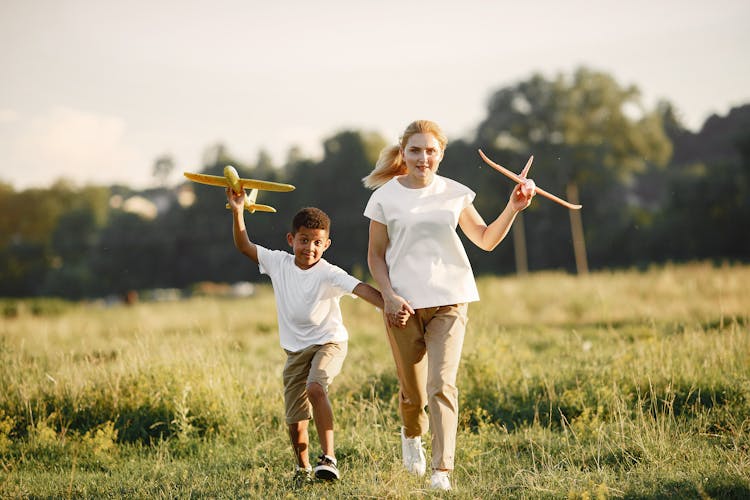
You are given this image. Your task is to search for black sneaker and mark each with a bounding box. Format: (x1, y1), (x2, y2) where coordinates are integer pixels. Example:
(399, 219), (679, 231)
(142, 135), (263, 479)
(313, 454), (340, 481)
(293, 466), (313, 487)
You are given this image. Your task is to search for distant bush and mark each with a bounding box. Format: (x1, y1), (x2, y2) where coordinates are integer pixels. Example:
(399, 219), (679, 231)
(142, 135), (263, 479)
(0, 298), (72, 318)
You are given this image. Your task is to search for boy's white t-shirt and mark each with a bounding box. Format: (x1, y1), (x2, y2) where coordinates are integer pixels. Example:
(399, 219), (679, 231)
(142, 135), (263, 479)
(257, 245), (361, 352)
(363, 175), (480, 310)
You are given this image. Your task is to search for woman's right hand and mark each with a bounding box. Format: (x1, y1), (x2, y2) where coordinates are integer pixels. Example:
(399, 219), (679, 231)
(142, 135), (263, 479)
(384, 292), (414, 328)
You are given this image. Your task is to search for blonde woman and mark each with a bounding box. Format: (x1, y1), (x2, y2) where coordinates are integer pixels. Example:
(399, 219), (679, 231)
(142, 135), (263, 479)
(363, 120), (535, 490)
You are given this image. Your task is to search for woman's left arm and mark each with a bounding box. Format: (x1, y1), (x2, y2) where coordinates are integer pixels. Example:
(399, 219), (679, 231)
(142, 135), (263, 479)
(459, 184), (534, 251)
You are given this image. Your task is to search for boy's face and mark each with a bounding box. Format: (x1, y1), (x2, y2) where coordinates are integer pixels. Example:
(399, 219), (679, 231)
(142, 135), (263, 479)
(287, 226), (331, 270)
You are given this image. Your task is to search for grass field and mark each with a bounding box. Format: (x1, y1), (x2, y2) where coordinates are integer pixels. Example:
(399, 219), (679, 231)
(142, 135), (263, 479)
(1, 262), (749, 499)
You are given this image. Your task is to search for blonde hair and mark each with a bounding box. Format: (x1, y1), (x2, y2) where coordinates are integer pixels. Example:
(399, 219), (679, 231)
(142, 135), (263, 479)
(362, 120), (448, 189)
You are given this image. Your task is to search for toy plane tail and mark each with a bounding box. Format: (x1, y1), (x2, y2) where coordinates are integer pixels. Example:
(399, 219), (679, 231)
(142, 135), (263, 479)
(245, 203), (276, 213)
(244, 189), (275, 213)
(224, 189), (277, 213)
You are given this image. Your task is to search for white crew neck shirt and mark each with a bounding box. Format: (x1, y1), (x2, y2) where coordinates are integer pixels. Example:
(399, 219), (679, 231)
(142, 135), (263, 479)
(364, 175), (480, 309)
(257, 245), (360, 352)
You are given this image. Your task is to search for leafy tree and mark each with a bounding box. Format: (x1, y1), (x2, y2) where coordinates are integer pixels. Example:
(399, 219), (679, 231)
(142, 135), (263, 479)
(476, 67), (672, 273)
(92, 211), (164, 295)
(649, 131), (750, 261)
(252, 149), (277, 181)
(153, 154), (175, 187)
(166, 144), (261, 287)
(287, 130), (386, 277)
(41, 186), (110, 297)
(0, 183), (16, 247)
(0, 241), (48, 296)
(41, 208), (98, 298)
(0, 182), (109, 297)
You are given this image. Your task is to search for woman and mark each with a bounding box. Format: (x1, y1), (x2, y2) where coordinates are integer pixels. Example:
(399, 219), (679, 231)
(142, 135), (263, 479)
(363, 120), (535, 490)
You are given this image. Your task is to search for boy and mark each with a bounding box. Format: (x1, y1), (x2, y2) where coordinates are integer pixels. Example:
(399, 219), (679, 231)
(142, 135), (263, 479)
(226, 188), (393, 483)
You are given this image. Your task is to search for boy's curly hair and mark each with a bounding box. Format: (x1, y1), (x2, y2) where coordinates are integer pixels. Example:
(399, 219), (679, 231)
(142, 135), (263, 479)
(292, 207), (330, 234)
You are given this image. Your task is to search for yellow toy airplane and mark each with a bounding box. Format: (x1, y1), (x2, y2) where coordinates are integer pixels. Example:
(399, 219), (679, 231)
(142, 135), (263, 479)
(183, 165), (296, 213)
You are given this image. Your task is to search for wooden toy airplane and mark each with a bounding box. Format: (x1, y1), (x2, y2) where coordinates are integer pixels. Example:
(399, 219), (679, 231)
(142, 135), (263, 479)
(183, 165), (296, 213)
(477, 149), (582, 210)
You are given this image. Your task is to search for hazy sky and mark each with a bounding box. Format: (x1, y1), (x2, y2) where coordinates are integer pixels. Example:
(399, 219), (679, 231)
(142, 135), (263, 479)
(1, 0), (748, 190)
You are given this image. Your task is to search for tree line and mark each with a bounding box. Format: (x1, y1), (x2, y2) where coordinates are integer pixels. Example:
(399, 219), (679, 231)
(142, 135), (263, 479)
(1, 67), (749, 299)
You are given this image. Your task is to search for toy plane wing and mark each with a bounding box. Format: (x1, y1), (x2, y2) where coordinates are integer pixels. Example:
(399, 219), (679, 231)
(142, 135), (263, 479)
(183, 171), (295, 192)
(184, 165), (295, 214)
(477, 149), (582, 210)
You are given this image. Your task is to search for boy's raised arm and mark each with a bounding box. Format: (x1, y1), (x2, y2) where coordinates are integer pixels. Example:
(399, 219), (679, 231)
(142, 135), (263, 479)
(226, 188), (259, 264)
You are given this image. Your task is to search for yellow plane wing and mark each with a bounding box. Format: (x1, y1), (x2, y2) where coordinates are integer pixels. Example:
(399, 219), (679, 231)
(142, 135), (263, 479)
(183, 166), (295, 215)
(183, 172), (296, 192)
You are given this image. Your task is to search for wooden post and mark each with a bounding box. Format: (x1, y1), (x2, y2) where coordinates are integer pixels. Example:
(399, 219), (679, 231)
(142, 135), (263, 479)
(512, 212), (528, 276)
(566, 182), (589, 275)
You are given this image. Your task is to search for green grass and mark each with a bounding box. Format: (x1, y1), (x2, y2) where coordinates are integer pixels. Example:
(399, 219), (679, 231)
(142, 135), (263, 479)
(1, 262), (749, 498)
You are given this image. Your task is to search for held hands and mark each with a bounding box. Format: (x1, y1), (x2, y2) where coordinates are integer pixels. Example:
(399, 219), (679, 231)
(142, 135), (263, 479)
(394, 307), (411, 328)
(384, 292), (414, 329)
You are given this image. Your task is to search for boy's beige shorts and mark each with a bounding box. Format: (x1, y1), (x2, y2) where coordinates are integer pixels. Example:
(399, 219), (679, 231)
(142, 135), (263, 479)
(282, 341), (347, 424)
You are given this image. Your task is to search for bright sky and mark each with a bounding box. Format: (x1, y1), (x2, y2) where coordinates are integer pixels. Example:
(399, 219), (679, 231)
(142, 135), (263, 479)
(1, 0), (748, 190)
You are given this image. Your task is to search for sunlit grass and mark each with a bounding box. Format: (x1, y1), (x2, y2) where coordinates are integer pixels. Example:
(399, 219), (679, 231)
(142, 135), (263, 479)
(1, 262), (749, 498)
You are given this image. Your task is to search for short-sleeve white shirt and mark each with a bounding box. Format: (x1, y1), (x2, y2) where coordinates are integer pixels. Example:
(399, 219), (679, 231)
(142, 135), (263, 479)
(257, 245), (361, 352)
(363, 175), (480, 310)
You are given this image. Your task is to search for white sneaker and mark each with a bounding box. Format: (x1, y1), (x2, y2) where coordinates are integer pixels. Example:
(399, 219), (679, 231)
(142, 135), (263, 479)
(400, 428), (426, 476)
(430, 470), (451, 491)
(313, 454), (340, 481)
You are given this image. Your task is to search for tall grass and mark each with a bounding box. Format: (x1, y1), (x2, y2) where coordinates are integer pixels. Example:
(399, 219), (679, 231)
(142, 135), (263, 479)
(1, 262), (748, 498)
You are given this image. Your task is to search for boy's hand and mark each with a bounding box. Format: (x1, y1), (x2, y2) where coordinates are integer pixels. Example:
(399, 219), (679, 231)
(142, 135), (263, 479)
(384, 293), (413, 329)
(394, 307), (411, 328)
(226, 188), (246, 211)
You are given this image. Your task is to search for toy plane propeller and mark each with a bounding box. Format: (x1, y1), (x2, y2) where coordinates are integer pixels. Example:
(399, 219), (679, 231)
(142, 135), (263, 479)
(477, 149), (582, 210)
(183, 165), (295, 213)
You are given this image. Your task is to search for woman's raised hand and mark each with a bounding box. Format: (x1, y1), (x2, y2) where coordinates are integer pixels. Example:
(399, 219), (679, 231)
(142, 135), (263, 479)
(509, 156), (536, 212)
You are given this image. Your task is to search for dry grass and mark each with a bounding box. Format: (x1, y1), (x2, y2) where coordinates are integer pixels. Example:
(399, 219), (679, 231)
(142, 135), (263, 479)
(1, 262), (749, 498)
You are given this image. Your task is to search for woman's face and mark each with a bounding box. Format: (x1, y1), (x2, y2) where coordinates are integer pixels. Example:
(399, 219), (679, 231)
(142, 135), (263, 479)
(401, 132), (443, 186)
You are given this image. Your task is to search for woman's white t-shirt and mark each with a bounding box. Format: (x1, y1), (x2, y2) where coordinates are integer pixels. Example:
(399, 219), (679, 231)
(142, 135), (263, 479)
(257, 245), (360, 352)
(363, 175), (480, 310)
